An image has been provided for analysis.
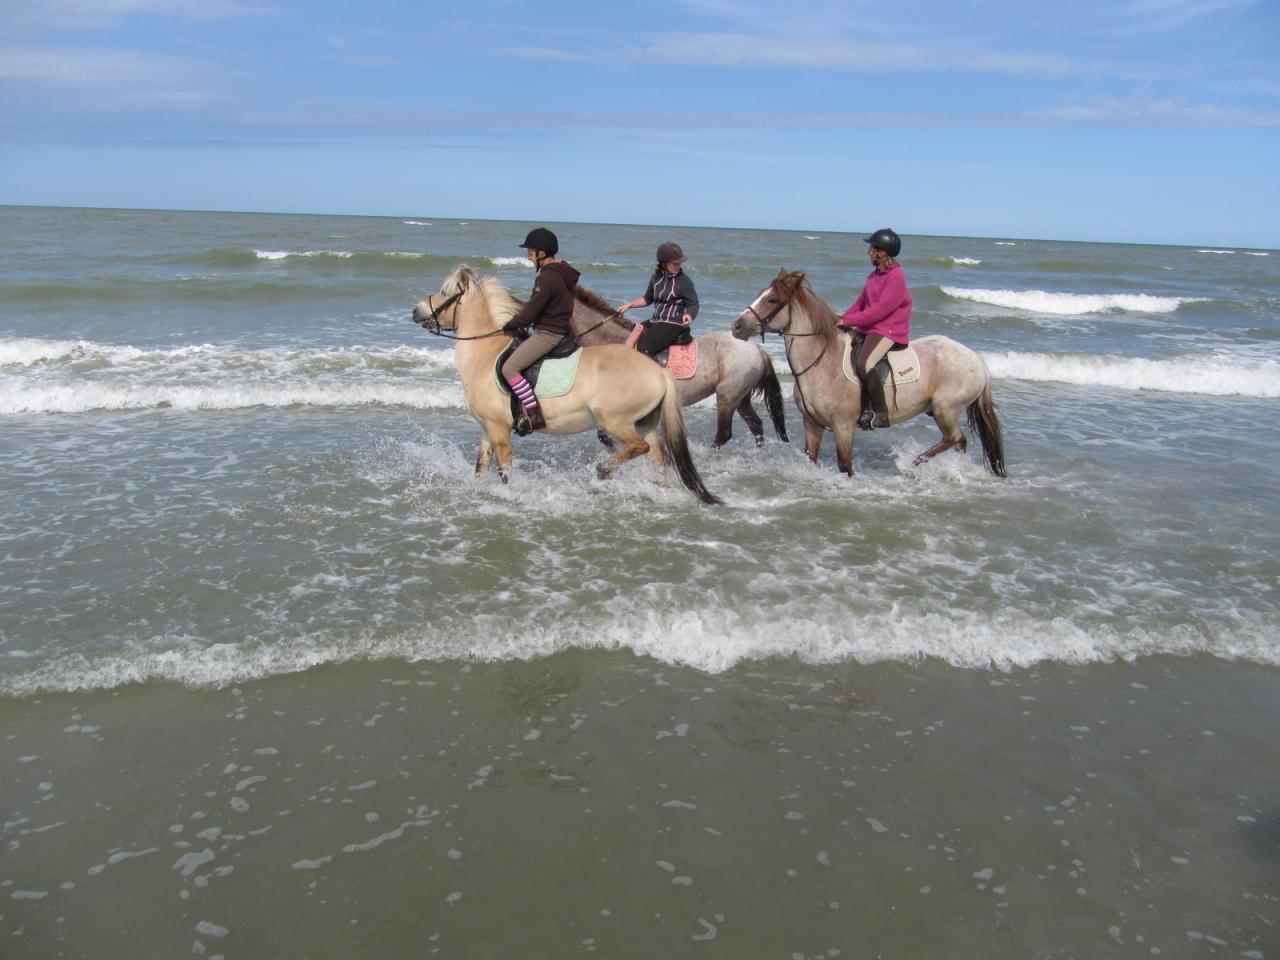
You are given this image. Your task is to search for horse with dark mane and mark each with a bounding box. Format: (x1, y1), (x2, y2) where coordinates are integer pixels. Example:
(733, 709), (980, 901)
(732, 270), (1006, 477)
(566, 285), (789, 448)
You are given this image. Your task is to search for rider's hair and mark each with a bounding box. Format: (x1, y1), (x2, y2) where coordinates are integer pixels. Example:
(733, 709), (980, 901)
(870, 248), (896, 271)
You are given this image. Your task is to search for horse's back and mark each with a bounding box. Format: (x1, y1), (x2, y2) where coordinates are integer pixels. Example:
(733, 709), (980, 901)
(910, 335), (989, 402)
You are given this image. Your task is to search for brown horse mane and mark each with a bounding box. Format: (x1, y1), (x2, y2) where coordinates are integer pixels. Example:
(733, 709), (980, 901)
(574, 284), (637, 331)
(770, 271), (840, 348)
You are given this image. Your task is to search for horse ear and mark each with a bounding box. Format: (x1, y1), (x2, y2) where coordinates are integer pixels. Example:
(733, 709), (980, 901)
(776, 267), (788, 278)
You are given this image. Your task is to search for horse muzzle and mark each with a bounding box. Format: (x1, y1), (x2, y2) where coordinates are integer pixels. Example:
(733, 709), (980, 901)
(730, 314), (760, 341)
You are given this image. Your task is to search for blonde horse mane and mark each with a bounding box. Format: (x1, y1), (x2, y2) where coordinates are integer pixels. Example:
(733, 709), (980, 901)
(443, 265), (522, 326)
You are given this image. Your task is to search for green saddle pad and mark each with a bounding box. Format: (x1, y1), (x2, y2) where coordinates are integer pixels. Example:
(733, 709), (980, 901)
(494, 348), (583, 399)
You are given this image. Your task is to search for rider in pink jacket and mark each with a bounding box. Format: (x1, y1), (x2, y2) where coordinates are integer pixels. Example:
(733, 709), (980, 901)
(838, 228), (911, 429)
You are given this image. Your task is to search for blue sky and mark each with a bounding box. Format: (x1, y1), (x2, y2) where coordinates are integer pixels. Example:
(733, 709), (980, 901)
(1, 0), (1277, 246)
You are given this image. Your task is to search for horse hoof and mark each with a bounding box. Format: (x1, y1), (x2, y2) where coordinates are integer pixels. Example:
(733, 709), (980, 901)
(596, 465), (612, 481)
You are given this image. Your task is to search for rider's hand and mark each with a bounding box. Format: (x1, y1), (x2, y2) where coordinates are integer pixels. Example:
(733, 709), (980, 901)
(616, 303), (629, 314)
(502, 320), (521, 335)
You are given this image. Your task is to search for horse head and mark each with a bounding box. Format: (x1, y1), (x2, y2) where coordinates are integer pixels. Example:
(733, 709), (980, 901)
(412, 265), (480, 333)
(731, 269), (807, 340)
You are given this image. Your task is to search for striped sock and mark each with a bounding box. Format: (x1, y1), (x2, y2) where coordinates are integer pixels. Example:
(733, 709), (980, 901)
(507, 375), (539, 410)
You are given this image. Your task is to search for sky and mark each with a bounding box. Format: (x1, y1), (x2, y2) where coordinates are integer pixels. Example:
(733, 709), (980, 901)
(1, 0), (1278, 247)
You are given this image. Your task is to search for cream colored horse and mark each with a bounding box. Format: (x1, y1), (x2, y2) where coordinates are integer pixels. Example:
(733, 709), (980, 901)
(731, 270), (1006, 477)
(412, 266), (721, 504)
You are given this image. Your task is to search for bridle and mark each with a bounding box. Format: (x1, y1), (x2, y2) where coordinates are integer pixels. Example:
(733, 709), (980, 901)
(416, 282), (506, 341)
(743, 278), (832, 418)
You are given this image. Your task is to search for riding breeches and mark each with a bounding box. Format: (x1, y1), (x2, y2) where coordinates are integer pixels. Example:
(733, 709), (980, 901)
(854, 332), (895, 379)
(501, 329), (564, 382)
(635, 321), (693, 358)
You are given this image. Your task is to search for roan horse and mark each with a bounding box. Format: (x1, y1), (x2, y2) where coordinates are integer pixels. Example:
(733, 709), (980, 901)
(564, 287), (789, 447)
(412, 266), (721, 504)
(731, 270), (1006, 477)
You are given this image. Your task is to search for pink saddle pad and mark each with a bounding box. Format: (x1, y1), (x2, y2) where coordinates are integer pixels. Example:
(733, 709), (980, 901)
(665, 341), (697, 380)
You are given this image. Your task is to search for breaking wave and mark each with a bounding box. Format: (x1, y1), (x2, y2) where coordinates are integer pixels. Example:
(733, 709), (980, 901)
(942, 287), (1206, 316)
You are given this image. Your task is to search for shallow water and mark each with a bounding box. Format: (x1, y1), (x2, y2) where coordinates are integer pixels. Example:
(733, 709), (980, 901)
(1, 206), (1277, 957)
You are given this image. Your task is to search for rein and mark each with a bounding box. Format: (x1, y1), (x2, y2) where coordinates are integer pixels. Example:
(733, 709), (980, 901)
(746, 285), (832, 418)
(416, 289), (509, 341)
(574, 309), (630, 339)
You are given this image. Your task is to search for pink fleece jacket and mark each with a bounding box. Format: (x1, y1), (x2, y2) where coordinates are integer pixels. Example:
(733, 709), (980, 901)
(839, 263), (912, 343)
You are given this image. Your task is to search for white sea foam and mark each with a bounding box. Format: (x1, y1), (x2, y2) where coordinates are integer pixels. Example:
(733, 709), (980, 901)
(942, 287), (1204, 315)
(3, 603), (1274, 696)
(949, 257), (982, 265)
(0, 338), (464, 414)
(254, 250), (354, 260)
(994, 242), (1017, 246)
(982, 350), (1280, 397)
(1196, 249), (1235, 254)
(402, 221), (433, 226)
(487, 256), (532, 268)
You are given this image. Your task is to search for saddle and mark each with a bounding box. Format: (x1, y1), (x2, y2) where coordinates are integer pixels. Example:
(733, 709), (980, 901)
(495, 332), (581, 431)
(841, 333), (920, 386)
(624, 325), (699, 379)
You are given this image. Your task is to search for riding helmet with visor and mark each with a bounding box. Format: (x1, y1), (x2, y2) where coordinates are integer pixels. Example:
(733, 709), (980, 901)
(863, 228), (901, 258)
(518, 227), (559, 257)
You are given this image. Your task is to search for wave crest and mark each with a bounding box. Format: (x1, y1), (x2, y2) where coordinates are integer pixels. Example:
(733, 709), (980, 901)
(943, 287), (1205, 315)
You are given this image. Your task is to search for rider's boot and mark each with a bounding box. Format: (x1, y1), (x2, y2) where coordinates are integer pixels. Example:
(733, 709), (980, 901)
(508, 374), (546, 435)
(858, 360), (891, 430)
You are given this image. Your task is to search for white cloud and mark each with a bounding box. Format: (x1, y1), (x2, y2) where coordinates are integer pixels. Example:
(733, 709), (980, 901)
(1111, 0), (1255, 32)
(3, 0), (277, 31)
(504, 31), (1073, 77)
(0, 46), (213, 106)
(1026, 96), (1280, 126)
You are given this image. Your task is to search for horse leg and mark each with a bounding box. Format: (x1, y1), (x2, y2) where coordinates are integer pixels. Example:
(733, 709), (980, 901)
(802, 416), (825, 464)
(474, 436), (492, 475)
(485, 428), (514, 484)
(735, 396), (765, 446)
(594, 421), (650, 480)
(834, 422), (855, 476)
(712, 397), (735, 448)
(913, 406), (967, 466)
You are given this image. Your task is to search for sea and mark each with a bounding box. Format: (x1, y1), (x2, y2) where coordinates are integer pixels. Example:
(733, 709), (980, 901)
(2, 205), (1277, 958)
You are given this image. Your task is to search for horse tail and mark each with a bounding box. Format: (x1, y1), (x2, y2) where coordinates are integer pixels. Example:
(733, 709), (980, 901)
(658, 375), (722, 505)
(967, 380), (1007, 478)
(754, 358), (790, 443)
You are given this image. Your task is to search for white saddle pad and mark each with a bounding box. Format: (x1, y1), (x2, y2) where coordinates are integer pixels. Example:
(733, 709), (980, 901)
(840, 333), (921, 385)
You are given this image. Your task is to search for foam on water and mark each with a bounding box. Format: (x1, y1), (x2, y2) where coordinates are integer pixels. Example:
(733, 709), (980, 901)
(487, 256), (532, 268)
(982, 350), (1280, 397)
(255, 250), (355, 260)
(941, 288), (1205, 315)
(3, 601), (1274, 696)
(1, 338), (463, 413)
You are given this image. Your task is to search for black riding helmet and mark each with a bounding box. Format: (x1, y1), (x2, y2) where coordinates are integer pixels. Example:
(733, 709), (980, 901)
(518, 227), (559, 257)
(863, 228), (901, 258)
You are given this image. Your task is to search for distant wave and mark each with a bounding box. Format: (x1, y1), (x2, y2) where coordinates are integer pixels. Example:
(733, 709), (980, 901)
(402, 220), (433, 226)
(1197, 249), (1235, 255)
(942, 287), (1205, 316)
(994, 241), (1017, 246)
(487, 256), (532, 268)
(0, 338), (463, 414)
(936, 257), (982, 266)
(983, 350), (1280, 397)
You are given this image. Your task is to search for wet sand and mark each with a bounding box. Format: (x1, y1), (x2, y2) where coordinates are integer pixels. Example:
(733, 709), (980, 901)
(4, 652), (1277, 959)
